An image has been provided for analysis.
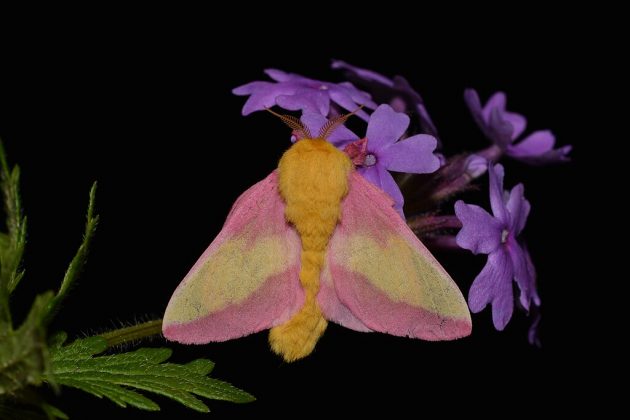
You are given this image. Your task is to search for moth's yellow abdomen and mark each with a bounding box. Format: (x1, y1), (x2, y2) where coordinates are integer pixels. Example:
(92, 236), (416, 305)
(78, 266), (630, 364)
(269, 139), (352, 361)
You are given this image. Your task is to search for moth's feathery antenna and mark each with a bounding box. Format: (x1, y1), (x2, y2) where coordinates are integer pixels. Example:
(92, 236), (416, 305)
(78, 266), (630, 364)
(265, 107), (312, 139)
(319, 105), (365, 139)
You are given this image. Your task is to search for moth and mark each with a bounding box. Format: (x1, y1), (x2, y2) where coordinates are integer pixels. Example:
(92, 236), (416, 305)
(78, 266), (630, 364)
(163, 110), (471, 362)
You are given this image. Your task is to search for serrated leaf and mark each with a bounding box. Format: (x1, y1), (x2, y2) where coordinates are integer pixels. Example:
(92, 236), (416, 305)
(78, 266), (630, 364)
(0, 139), (27, 329)
(183, 359), (215, 376)
(47, 336), (254, 413)
(0, 292), (53, 396)
(0, 164), (27, 297)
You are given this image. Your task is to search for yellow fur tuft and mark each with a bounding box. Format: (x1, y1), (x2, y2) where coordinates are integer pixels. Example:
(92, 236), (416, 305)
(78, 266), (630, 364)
(269, 139), (352, 362)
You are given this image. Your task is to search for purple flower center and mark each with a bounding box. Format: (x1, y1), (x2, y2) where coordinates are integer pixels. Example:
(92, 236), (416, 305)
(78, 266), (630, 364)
(501, 229), (510, 244)
(364, 153), (377, 166)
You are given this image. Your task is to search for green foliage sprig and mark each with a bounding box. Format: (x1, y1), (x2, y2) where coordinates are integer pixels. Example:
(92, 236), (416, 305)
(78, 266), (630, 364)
(0, 140), (253, 418)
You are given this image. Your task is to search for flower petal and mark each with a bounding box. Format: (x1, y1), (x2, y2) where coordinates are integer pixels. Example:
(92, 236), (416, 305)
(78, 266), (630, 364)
(506, 183), (530, 235)
(464, 89), (486, 132)
(331, 60), (395, 87)
(276, 89), (330, 116)
(488, 163), (509, 225)
(507, 240), (531, 310)
(466, 89), (513, 146)
(503, 110), (527, 139)
(300, 112), (327, 138)
(358, 165), (405, 218)
(264, 68), (292, 82)
(329, 87), (371, 121)
(481, 92), (507, 122)
(488, 107), (515, 147)
(482, 92), (528, 139)
(365, 104), (410, 150)
(232, 81), (271, 96)
(237, 82), (301, 115)
(508, 130), (555, 157)
(300, 112), (359, 147)
(379, 134), (440, 174)
(337, 82), (378, 109)
(454, 200), (503, 255)
(523, 245), (541, 307)
(328, 125), (360, 148)
(519, 146), (572, 165)
(468, 248), (514, 330)
(508, 130), (572, 165)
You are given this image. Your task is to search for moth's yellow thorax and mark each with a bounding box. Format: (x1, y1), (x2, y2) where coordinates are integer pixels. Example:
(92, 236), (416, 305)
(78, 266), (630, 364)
(278, 138), (352, 243)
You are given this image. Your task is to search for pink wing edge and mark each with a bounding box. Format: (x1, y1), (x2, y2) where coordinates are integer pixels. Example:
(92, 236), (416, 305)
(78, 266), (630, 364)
(318, 171), (472, 340)
(163, 171), (304, 343)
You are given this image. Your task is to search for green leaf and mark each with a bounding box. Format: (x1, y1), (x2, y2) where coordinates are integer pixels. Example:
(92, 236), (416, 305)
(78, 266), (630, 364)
(47, 336), (254, 413)
(45, 183), (99, 324)
(0, 139), (28, 329)
(0, 292), (54, 396)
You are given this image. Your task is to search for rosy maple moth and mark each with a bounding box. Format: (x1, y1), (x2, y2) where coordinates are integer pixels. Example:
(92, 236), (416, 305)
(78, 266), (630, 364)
(163, 112), (471, 362)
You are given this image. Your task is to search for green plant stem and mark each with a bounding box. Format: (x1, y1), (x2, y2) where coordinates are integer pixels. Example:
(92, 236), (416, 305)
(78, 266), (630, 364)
(99, 320), (163, 348)
(44, 183), (98, 324)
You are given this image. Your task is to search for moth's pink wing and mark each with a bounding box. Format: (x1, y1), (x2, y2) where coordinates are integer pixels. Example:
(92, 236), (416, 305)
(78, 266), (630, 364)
(163, 171), (304, 343)
(319, 258), (371, 332)
(321, 172), (472, 340)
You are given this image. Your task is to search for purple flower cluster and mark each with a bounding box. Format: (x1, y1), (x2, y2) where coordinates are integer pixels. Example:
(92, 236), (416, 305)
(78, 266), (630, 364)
(233, 61), (570, 345)
(233, 69), (376, 120)
(465, 89), (571, 165)
(455, 164), (540, 330)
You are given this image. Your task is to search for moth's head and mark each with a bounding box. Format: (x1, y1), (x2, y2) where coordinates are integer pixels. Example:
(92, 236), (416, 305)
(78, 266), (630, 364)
(265, 106), (363, 143)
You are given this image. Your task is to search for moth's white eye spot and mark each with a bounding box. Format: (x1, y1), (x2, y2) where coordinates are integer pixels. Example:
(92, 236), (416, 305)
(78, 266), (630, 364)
(290, 135), (297, 143)
(319, 85), (329, 91)
(364, 154), (377, 166)
(501, 229), (509, 243)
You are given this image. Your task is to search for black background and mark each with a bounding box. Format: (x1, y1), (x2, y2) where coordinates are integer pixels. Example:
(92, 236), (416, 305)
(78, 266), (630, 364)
(0, 13), (587, 419)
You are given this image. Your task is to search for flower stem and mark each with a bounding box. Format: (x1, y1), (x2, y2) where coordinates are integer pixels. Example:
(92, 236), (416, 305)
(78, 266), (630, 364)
(407, 215), (462, 235)
(423, 235), (461, 251)
(99, 319), (163, 348)
(479, 144), (502, 162)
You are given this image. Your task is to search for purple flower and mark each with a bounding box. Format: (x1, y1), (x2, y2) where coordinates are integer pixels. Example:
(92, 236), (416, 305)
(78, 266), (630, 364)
(464, 89), (571, 165)
(332, 60), (439, 138)
(301, 105), (440, 218)
(232, 69), (376, 120)
(454, 163), (540, 330)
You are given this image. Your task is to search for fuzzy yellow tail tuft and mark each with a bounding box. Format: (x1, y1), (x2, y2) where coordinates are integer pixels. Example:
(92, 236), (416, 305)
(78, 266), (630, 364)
(270, 249), (328, 361)
(269, 299), (327, 362)
(270, 138), (351, 362)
